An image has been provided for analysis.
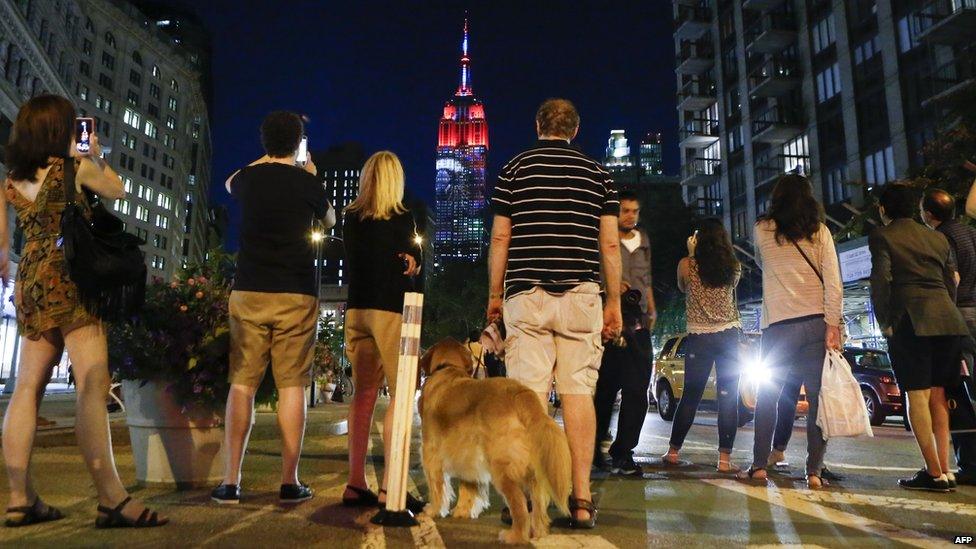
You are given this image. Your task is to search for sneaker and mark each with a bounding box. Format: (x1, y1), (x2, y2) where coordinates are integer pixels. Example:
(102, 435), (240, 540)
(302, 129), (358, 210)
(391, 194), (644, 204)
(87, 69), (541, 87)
(280, 482), (314, 503)
(956, 471), (976, 486)
(211, 484), (241, 504)
(820, 467), (843, 482)
(610, 455), (645, 477)
(592, 451), (609, 471)
(898, 470), (951, 492)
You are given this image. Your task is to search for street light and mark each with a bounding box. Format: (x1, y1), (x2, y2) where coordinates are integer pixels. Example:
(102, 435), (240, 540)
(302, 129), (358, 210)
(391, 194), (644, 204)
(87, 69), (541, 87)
(311, 230), (325, 244)
(309, 223), (326, 407)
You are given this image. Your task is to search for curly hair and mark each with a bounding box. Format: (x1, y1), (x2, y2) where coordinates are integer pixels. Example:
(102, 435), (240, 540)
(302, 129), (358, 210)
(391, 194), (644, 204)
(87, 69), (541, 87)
(763, 174), (824, 244)
(695, 218), (739, 288)
(260, 111), (303, 158)
(535, 98), (579, 139)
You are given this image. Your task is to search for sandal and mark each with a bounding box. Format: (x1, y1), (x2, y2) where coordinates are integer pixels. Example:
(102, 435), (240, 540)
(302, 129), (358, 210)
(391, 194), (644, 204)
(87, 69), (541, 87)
(807, 474), (828, 490)
(377, 489), (427, 515)
(5, 498), (64, 528)
(717, 459), (741, 473)
(737, 466), (767, 482)
(567, 497), (597, 529)
(342, 485), (379, 507)
(95, 496), (169, 529)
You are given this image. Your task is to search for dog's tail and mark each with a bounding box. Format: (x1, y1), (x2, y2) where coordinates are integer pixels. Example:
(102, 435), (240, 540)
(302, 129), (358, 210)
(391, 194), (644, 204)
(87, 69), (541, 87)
(526, 400), (572, 516)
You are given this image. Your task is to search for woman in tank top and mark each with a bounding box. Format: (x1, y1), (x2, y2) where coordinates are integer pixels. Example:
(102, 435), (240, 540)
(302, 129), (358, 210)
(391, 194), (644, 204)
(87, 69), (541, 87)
(663, 218), (742, 472)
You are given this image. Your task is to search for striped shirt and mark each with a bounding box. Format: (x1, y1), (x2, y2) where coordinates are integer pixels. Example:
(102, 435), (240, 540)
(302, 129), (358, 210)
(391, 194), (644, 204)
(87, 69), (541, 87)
(492, 139), (619, 299)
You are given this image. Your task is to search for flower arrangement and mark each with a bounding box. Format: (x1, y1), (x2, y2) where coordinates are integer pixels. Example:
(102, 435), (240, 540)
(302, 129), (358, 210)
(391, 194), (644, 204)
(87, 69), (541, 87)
(108, 251), (274, 416)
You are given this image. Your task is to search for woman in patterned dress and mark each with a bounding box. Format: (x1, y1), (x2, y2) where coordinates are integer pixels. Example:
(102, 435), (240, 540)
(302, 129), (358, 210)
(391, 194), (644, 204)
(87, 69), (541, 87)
(1, 95), (167, 528)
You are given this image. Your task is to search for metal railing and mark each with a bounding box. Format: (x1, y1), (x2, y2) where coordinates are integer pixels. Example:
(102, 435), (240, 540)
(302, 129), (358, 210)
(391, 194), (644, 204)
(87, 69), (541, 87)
(917, 0), (976, 22)
(680, 118), (721, 139)
(924, 48), (976, 100)
(682, 157), (722, 179)
(679, 77), (717, 98)
(751, 104), (804, 135)
(674, 4), (712, 26)
(747, 56), (800, 88)
(754, 154), (809, 185)
(743, 11), (797, 45)
(677, 39), (715, 63)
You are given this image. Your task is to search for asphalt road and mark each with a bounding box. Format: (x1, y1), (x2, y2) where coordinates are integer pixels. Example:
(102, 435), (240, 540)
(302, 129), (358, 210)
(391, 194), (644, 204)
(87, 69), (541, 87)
(0, 398), (974, 548)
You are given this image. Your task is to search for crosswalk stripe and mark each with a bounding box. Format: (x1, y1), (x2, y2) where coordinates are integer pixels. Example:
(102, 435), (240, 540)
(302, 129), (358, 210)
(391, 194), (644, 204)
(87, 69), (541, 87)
(703, 479), (953, 548)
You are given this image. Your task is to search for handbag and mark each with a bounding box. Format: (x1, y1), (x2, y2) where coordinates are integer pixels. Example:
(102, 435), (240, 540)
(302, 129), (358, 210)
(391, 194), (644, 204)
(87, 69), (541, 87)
(816, 350), (874, 439)
(59, 158), (147, 322)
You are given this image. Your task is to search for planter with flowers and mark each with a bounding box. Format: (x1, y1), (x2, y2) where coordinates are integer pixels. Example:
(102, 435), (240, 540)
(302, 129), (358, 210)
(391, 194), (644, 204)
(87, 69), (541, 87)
(108, 252), (274, 487)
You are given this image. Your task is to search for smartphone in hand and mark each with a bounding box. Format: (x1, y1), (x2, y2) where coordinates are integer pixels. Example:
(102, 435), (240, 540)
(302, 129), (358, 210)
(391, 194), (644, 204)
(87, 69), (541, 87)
(75, 117), (95, 155)
(297, 135), (308, 167)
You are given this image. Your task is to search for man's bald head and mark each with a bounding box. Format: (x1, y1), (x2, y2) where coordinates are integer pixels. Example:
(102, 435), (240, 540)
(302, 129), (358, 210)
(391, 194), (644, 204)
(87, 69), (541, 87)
(922, 188), (955, 224)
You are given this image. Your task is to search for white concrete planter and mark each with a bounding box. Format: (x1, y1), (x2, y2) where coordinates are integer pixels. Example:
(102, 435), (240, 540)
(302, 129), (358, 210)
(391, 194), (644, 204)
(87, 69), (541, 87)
(122, 380), (225, 488)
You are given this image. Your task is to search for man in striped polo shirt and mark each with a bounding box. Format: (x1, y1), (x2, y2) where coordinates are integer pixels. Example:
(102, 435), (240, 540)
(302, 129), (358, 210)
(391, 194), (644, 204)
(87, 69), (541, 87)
(487, 98), (622, 528)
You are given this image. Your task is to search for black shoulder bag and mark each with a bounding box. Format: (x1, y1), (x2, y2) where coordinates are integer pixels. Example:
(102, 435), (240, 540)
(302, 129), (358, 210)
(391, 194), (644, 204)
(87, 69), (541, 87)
(60, 158), (147, 322)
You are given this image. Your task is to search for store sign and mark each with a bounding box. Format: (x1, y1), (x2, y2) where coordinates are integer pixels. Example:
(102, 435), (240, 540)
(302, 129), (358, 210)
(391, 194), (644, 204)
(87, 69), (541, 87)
(838, 238), (871, 283)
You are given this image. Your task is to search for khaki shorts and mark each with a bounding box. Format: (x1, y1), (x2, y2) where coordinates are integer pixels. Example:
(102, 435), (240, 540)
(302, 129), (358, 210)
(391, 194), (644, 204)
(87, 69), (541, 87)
(345, 308), (403, 395)
(503, 282), (604, 395)
(228, 290), (317, 389)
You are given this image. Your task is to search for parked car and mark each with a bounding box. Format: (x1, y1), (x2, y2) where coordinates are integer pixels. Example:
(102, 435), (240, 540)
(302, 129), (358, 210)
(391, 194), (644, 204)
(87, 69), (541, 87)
(652, 333), (808, 422)
(842, 347), (902, 426)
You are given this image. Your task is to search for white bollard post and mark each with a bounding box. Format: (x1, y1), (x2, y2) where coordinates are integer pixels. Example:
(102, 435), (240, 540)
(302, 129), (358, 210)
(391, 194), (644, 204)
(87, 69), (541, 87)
(371, 291), (424, 527)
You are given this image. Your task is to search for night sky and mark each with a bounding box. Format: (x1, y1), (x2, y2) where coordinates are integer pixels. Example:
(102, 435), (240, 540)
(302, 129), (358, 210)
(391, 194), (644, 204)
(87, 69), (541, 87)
(177, 1), (678, 250)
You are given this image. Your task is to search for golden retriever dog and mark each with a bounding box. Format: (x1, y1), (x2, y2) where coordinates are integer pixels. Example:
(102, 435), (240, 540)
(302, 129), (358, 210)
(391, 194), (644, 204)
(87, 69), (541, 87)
(418, 338), (571, 544)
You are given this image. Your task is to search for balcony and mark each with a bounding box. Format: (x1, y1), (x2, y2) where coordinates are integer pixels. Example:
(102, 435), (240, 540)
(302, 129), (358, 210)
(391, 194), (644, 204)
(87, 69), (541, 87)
(744, 12), (797, 54)
(754, 154), (809, 186)
(679, 118), (721, 149)
(681, 158), (722, 187)
(676, 40), (715, 75)
(921, 49), (976, 107)
(751, 104), (804, 144)
(917, 0), (976, 45)
(742, 0), (786, 10)
(674, 5), (712, 41)
(748, 57), (800, 97)
(677, 77), (717, 111)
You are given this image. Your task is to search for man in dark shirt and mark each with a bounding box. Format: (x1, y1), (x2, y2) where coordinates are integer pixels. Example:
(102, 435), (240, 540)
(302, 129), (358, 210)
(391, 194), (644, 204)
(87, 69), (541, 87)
(922, 188), (976, 486)
(488, 98), (622, 528)
(211, 111), (335, 505)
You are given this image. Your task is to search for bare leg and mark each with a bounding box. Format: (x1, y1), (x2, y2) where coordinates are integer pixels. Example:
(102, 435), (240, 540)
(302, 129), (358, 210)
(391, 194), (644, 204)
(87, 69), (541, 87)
(276, 386), (307, 485)
(559, 394), (595, 521)
(345, 385), (379, 495)
(907, 389), (942, 477)
(3, 334), (61, 509)
(222, 384), (258, 486)
(64, 323), (163, 522)
(929, 387), (951, 476)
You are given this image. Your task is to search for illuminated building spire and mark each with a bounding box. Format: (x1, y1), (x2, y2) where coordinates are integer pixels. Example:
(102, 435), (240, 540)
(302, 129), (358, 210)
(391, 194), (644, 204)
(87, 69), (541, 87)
(457, 16), (472, 96)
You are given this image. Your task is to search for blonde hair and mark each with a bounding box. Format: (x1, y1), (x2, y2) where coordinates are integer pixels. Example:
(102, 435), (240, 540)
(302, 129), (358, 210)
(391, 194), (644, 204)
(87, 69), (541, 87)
(345, 151), (407, 220)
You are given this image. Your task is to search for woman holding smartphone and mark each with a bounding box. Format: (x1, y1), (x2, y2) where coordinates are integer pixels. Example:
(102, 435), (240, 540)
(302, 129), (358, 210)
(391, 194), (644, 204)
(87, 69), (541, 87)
(1, 95), (167, 528)
(663, 218), (742, 472)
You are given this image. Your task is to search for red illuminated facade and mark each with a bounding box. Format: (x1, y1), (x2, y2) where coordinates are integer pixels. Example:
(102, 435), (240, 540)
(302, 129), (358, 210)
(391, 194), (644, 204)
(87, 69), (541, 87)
(434, 18), (489, 262)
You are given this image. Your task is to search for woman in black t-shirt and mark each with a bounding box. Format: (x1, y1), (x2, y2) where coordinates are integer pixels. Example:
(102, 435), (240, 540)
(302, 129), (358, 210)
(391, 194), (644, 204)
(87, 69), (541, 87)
(339, 151), (425, 513)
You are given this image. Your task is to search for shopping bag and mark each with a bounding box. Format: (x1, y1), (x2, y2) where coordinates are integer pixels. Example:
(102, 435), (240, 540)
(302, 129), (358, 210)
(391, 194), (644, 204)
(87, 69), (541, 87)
(816, 350), (874, 439)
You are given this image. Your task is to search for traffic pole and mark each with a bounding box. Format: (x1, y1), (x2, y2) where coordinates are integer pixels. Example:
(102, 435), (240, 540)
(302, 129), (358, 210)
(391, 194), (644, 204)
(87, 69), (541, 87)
(371, 291), (423, 527)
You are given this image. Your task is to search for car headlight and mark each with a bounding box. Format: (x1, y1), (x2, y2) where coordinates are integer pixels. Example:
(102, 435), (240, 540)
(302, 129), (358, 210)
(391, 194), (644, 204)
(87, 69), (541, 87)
(742, 357), (769, 384)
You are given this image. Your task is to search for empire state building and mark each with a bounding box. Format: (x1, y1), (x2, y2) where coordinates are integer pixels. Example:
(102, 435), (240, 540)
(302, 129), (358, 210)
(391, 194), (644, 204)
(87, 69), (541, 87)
(434, 18), (488, 262)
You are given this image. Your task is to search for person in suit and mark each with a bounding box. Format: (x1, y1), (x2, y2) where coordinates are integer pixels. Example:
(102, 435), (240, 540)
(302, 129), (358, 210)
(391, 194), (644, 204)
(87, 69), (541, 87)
(870, 183), (969, 492)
